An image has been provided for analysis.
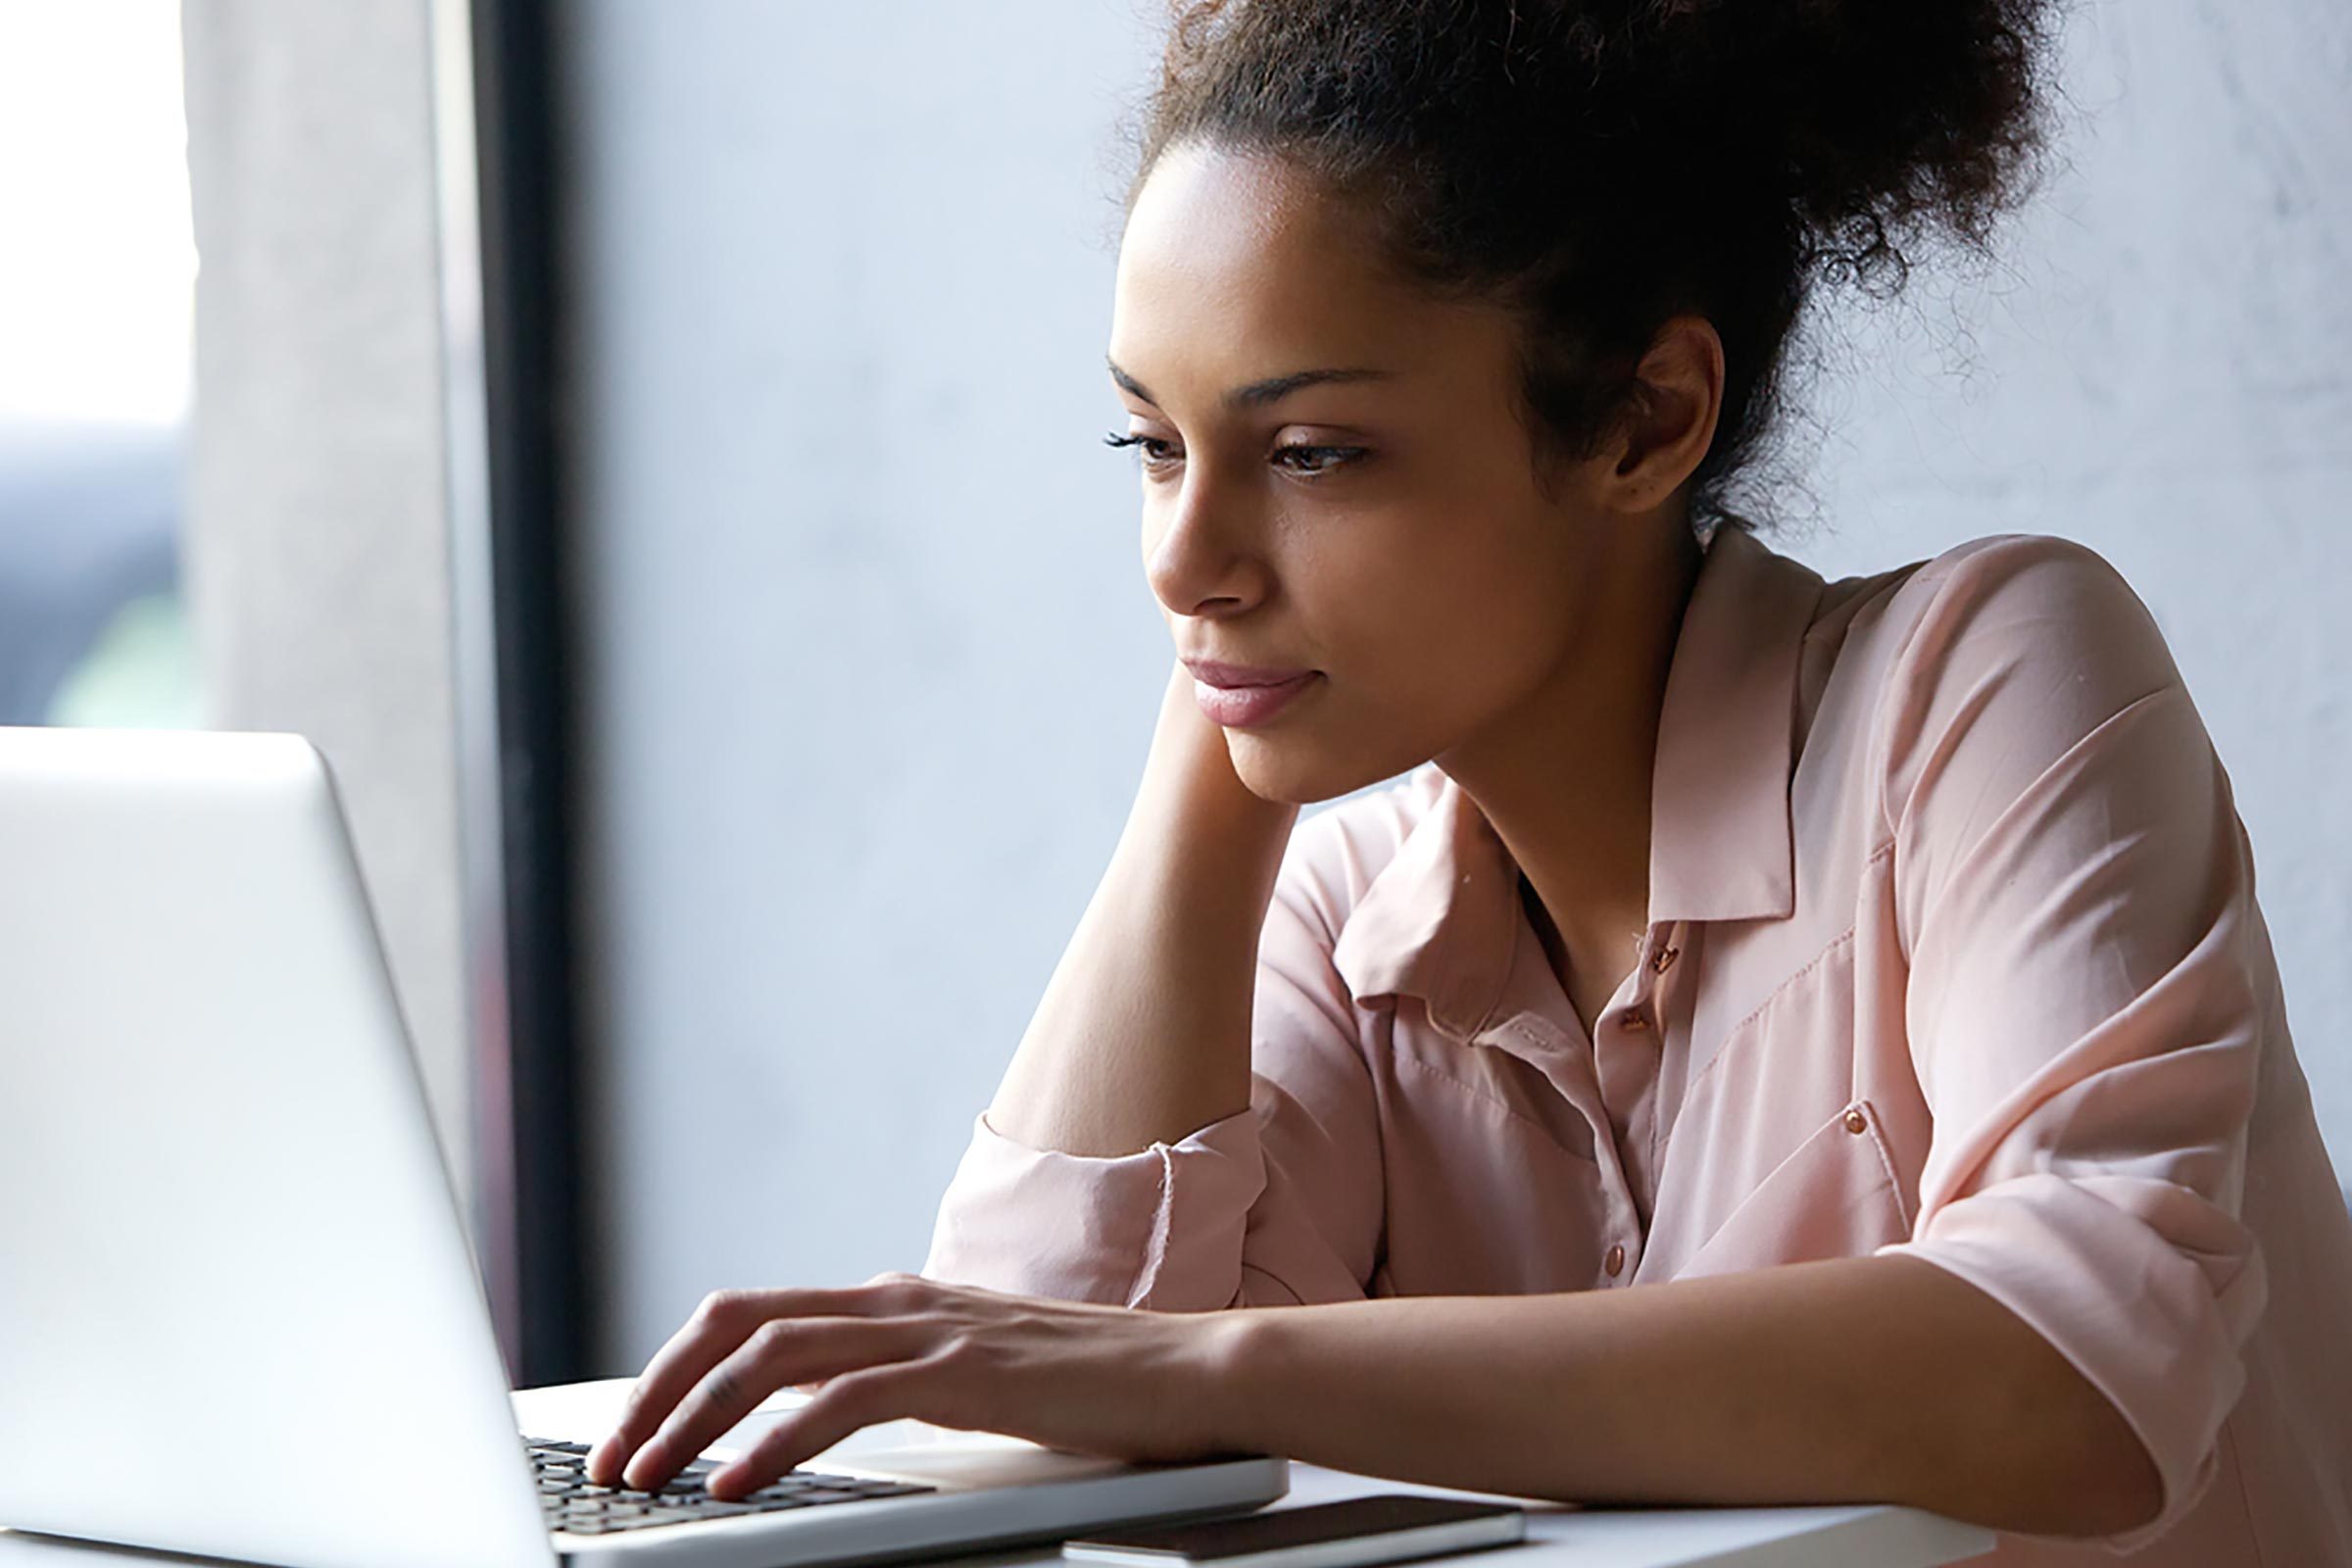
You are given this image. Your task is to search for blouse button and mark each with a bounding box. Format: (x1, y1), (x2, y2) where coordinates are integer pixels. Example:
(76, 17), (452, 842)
(1843, 1106), (1869, 1135)
(1604, 1244), (1626, 1278)
(1620, 1009), (1650, 1032)
(1648, 945), (1680, 975)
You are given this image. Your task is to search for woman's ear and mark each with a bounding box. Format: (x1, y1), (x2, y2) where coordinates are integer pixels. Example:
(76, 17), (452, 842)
(1597, 315), (1725, 515)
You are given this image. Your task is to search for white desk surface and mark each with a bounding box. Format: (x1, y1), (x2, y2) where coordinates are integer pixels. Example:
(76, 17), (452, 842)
(0, 1379), (1994, 1568)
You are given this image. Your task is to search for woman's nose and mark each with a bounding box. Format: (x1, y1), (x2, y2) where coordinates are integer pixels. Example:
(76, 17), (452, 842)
(1144, 474), (1271, 620)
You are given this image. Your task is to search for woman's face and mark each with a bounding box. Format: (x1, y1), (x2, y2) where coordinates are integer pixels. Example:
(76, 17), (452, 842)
(1108, 140), (1645, 805)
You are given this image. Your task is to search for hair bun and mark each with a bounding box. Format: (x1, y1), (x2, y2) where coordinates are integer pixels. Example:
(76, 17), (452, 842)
(1644, 0), (2058, 292)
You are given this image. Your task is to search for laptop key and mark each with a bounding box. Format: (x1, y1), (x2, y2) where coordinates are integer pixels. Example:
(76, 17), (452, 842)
(542, 1471), (942, 1538)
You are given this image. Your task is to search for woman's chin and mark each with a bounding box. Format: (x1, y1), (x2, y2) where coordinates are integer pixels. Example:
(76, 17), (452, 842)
(1223, 727), (1415, 808)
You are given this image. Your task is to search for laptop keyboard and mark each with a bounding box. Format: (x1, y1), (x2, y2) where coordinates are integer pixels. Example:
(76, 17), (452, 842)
(524, 1438), (937, 1536)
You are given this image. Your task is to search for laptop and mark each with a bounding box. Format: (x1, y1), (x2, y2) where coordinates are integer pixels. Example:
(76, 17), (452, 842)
(0, 726), (1288, 1568)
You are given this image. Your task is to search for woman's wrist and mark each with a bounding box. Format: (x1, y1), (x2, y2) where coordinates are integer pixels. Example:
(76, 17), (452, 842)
(1181, 1304), (1280, 1456)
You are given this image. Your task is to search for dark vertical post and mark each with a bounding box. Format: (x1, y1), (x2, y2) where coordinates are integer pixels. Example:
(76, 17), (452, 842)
(452, 0), (589, 1387)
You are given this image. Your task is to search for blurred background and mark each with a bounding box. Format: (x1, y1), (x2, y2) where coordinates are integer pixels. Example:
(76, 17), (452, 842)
(3, 1), (2342, 1389)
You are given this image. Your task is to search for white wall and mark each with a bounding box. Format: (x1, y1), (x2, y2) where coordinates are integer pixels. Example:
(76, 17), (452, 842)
(562, 1), (2351, 1371)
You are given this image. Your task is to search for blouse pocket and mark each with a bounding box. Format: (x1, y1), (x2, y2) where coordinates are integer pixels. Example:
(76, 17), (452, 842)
(1665, 1099), (1914, 1281)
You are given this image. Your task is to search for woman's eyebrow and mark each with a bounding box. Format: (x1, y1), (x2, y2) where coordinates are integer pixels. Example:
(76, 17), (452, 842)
(1106, 359), (1394, 411)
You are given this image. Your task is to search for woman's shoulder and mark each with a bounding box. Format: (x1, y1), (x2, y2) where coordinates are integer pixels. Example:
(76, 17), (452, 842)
(1809, 530), (2185, 741)
(1808, 531), (2203, 863)
(1823, 531), (2166, 664)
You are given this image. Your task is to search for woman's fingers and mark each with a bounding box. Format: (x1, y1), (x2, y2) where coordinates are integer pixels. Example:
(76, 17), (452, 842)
(624, 1314), (936, 1490)
(588, 1285), (884, 1484)
(705, 1361), (943, 1498)
(585, 1292), (746, 1483)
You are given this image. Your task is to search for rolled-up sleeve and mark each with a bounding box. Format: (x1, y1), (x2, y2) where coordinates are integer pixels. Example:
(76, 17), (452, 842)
(1869, 536), (2269, 1551)
(920, 809), (1386, 1311)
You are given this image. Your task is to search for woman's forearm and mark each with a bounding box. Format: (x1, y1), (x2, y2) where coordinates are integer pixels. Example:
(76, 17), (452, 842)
(1208, 1254), (2163, 1540)
(986, 662), (1298, 1158)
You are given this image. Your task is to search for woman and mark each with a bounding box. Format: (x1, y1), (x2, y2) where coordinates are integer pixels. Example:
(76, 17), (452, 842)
(586, 2), (2352, 1560)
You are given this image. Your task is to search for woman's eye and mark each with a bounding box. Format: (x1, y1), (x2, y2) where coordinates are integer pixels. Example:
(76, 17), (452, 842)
(1273, 444), (1367, 476)
(1102, 432), (1365, 477)
(1103, 431), (1180, 468)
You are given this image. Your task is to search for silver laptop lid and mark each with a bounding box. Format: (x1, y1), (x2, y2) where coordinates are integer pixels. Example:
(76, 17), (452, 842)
(0, 726), (553, 1568)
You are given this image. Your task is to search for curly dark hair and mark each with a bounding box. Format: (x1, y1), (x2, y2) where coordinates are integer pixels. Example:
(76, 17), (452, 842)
(1126, 0), (2062, 530)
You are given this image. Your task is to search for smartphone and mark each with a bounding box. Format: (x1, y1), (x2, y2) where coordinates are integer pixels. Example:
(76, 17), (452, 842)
(1061, 1495), (1525, 1568)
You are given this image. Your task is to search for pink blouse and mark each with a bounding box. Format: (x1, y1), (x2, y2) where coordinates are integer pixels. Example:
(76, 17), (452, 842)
(920, 526), (2352, 1565)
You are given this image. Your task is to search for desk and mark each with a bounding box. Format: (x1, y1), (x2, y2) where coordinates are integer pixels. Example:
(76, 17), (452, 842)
(0, 1382), (1993, 1568)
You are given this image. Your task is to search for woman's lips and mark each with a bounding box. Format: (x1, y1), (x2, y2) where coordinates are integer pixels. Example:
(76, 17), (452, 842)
(1184, 660), (1321, 728)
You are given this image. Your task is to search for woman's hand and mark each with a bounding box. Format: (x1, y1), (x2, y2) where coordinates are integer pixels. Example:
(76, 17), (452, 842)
(585, 1271), (1249, 1500)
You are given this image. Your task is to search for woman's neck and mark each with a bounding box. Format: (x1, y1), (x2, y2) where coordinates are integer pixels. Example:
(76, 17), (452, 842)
(1438, 516), (1703, 1035)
